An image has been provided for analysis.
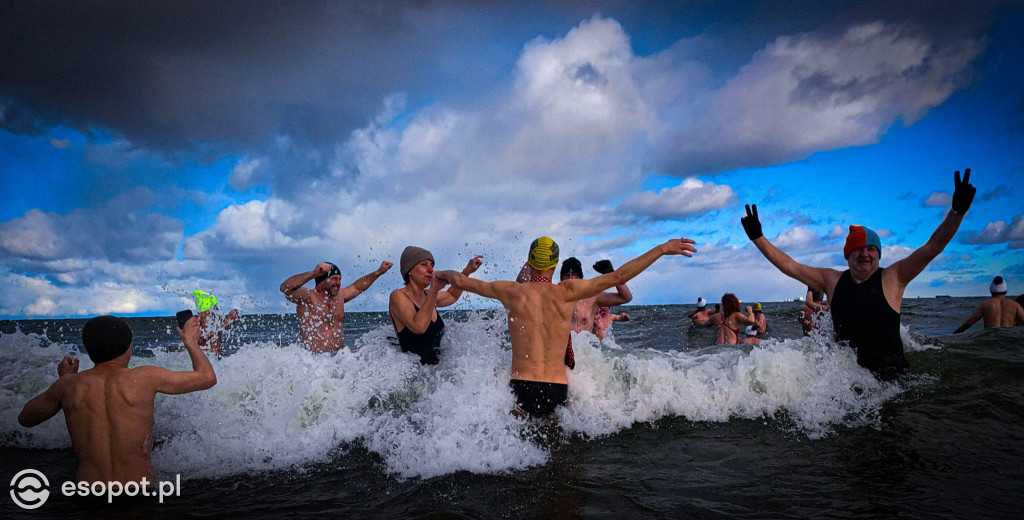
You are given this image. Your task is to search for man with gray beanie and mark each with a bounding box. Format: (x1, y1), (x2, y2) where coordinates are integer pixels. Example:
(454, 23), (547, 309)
(389, 246), (482, 364)
(954, 276), (1024, 332)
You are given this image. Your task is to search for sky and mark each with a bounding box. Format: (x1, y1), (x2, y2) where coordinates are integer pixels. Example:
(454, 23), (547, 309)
(1, 0), (1022, 319)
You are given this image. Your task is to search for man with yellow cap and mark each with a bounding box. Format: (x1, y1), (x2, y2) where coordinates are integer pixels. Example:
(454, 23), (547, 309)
(740, 169), (977, 380)
(192, 290), (239, 356)
(280, 260), (394, 353)
(434, 235), (697, 416)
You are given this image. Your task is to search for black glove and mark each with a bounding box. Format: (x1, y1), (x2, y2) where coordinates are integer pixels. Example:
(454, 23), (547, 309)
(593, 260), (614, 274)
(741, 204), (763, 241)
(951, 168), (975, 214)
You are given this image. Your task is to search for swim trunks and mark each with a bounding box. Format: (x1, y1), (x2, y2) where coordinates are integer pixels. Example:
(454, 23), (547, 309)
(509, 379), (568, 416)
(830, 267), (909, 380)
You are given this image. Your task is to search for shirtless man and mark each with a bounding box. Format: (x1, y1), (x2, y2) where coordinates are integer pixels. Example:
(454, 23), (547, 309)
(18, 315), (216, 484)
(799, 287), (830, 336)
(434, 235), (696, 416)
(687, 297), (717, 327)
(954, 276), (1024, 332)
(280, 260), (393, 353)
(741, 169), (976, 380)
(559, 257), (632, 335)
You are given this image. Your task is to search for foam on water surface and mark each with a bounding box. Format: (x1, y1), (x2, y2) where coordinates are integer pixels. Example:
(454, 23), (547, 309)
(1, 312), (911, 480)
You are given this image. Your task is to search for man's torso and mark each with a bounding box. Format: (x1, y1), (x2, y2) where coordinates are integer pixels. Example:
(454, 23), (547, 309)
(504, 282), (574, 384)
(296, 292), (345, 352)
(981, 297), (1023, 327)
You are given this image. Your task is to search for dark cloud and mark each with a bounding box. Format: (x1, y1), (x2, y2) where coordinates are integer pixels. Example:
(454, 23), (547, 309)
(0, 1), (447, 151)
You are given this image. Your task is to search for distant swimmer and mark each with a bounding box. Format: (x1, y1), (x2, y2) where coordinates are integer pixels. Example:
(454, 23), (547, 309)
(688, 297), (718, 327)
(594, 306), (630, 341)
(717, 293), (759, 345)
(742, 168), (976, 380)
(388, 246), (482, 365)
(434, 235), (696, 417)
(752, 302), (768, 335)
(954, 276), (1024, 332)
(280, 260), (393, 353)
(18, 315), (216, 485)
(562, 258), (633, 335)
(799, 287), (830, 336)
(192, 290), (239, 356)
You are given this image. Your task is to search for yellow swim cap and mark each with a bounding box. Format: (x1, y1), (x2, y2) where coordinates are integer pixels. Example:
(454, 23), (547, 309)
(193, 290), (218, 313)
(752, 302), (762, 312)
(527, 236), (559, 271)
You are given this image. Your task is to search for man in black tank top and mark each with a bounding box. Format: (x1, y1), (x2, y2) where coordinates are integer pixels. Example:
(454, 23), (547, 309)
(738, 169), (977, 380)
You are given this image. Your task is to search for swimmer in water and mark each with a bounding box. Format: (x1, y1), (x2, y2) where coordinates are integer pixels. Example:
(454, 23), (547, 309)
(716, 293), (759, 345)
(954, 276), (1024, 332)
(687, 297), (718, 327)
(741, 168), (976, 380)
(799, 287), (829, 336)
(434, 235), (697, 417)
(18, 315), (216, 485)
(280, 260), (393, 353)
(388, 246), (482, 365)
(192, 290), (239, 356)
(593, 306), (630, 341)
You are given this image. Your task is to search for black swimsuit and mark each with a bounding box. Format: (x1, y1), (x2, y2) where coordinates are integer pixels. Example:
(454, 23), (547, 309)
(509, 380), (568, 416)
(830, 268), (910, 380)
(396, 302), (445, 365)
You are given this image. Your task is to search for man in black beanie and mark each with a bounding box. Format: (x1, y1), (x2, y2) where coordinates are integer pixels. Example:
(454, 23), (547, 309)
(19, 315), (217, 486)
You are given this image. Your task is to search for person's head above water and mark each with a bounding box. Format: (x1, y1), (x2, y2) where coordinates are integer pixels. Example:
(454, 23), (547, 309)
(752, 302), (763, 313)
(990, 275), (1007, 296)
(844, 225), (882, 259)
(82, 315), (133, 363)
(192, 290), (218, 313)
(527, 236), (559, 272)
(315, 262), (341, 285)
(400, 246), (435, 285)
(560, 257), (583, 281)
(721, 293), (741, 316)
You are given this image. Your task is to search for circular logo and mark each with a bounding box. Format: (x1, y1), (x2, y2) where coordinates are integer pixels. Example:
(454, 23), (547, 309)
(10, 469), (50, 510)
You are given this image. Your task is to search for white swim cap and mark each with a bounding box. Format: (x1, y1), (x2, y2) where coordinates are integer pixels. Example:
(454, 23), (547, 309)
(745, 325), (758, 336)
(990, 276), (1007, 294)
(696, 297), (707, 308)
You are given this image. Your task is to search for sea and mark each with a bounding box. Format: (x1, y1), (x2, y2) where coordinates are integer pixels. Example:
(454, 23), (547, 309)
(2, 296), (1023, 519)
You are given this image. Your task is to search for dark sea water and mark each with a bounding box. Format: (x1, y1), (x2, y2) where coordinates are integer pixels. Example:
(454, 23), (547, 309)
(2, 297), (1023, 519)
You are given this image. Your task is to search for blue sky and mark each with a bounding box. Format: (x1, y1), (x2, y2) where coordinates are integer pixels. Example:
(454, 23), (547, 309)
(1, 1), (1022, 318)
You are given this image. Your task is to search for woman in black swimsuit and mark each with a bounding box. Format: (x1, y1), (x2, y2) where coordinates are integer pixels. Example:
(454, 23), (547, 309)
(388, 246), (482, 364)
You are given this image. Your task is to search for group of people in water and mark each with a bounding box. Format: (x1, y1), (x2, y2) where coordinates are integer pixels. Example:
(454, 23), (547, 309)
(19, 168), (1024, 491)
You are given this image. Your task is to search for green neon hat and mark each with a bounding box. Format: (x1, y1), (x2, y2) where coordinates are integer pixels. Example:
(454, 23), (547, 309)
(192, 290), (218, 312)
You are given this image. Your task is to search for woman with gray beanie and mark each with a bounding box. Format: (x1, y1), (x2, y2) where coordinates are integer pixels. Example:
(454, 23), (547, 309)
(388, 246), (482, 364)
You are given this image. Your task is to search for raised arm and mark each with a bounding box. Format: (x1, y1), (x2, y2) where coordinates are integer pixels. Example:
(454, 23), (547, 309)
(595, 283), (632, 307)
(953, 304), (984, 333)
(341, 261), (394, 302)
(138, 317), (217, 395)
(893, 169), (975, 288)
(280, 263), (330, 304)
(742, 204), (840, 295)
(434, 270), (516, 302)
(562, 237), (696, 302)
(18, 356), (79, 427)
(437, 255), (483, 307)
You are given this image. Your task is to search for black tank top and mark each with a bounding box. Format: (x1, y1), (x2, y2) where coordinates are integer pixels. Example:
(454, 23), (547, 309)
(830, 267), (909, 379)
(396, 304), (445, 365)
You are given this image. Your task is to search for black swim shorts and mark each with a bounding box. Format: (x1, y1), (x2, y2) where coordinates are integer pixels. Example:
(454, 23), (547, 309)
(509, 379), (568, 416)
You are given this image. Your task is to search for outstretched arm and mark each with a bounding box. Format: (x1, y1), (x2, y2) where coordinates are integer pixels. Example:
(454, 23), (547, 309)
(341, 261), (394, 302)
(742, 204), (840, 295)
(139, 317), (217, 395)
(893, 168), (975, 288)
(563, 237), (696, 302)
(280, 264), (331, 304)
(437, 255), (483, 307)
(953, 305), (984, 334)
(18, 356), (79, 427)
(434, 270), (516, 302)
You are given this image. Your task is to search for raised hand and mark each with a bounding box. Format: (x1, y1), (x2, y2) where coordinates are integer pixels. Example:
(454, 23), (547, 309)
(662, 237), (697, 257)
(951, 168), (976, 214)
(313, 262), (332, 277)
(593, 259), (614, 274)
(377, 261), (394, 275)
(463, 255), (483, 275)
(57, 355), (79, 377)
(178, 316), (201, 349)
(741, 204), (763, 241)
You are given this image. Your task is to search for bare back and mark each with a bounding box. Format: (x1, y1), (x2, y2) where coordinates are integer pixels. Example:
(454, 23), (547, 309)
(296, 291), (345, 353)
(502, 282), (576, 384)
(980, 297), (1024, 328)
(57, 366), (158, 483)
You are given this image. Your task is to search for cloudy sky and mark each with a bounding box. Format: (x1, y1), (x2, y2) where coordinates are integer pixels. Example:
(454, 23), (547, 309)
(2, 0), (1022, 318)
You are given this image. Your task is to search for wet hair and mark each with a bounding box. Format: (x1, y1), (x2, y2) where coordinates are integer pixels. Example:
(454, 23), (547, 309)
(560, 257), (583, 281)
(721, 293), (741, 317)
(82, 315), (133, 363)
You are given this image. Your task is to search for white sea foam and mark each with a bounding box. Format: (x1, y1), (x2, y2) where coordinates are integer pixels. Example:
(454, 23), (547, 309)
(1, 312), (908, 480)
